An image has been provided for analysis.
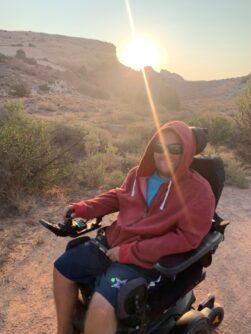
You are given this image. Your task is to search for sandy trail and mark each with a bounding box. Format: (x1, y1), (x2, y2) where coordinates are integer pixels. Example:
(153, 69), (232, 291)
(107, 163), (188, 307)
(0, 186), (250, 334)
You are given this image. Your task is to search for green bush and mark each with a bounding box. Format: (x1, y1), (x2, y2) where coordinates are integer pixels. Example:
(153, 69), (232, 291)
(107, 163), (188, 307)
(38, 84), (50, 93)
(190, 113), (235, 145)
(9, 83), (31, 97)
(123, 152), (140, 171)
(0, 52), (8, 63)
(49, 121), (88, 160)
(15, 49), (26, 59)
(114, 125), (152, 154)
(221, 151), (249, 188)
(0, 102), (49, 201)
(235, 84), (251, 162)
(204, 144), (249, 188)
(0, 102), (84, 208)
(104, 170), (125, 189)
(74, 145), (123, 189)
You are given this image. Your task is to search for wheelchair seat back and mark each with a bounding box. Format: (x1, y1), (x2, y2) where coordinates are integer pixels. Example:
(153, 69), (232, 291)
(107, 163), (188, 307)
(190, 154), (225, 206)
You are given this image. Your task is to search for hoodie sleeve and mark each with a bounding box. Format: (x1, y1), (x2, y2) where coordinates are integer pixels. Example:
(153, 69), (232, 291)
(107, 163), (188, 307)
(72, 168), (137, 219)
(73, 189), (120, 219)
(119, 185), (215, 268)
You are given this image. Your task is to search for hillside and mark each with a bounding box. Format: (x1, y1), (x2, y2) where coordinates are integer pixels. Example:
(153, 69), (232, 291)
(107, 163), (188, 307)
(161, 70), (251, 114)
(1, 30), (250, 121)
(0, 30), (116, 71)
(0, 30), (179, 121)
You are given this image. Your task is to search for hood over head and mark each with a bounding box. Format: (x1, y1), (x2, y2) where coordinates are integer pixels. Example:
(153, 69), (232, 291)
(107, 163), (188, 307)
(137, 120), (196, 180)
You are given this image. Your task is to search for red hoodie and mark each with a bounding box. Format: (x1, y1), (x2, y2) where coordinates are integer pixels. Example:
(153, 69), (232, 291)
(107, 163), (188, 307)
(73, 121), (215, 269)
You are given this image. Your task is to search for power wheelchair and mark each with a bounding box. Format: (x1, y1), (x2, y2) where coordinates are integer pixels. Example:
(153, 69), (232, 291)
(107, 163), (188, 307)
(40, 127), (229, 334)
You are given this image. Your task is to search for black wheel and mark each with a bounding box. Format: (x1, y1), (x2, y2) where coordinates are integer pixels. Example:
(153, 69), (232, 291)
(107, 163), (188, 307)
(184, 319), (210, 334)
(207, 306), (224, 330)
(170, 310), (210, 334)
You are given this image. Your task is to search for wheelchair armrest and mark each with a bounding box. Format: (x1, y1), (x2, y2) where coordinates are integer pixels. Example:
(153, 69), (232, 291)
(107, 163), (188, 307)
(154, 231), (223, 277)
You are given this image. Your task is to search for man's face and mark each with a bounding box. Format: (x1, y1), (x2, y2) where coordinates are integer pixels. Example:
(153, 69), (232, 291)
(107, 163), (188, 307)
(153, 130), (182, 178)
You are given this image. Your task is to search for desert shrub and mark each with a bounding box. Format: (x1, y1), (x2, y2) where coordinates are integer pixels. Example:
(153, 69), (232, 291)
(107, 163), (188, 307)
(204, 144), (249, 188)
(0, 52), (8, 63)
(190, 113), (235, 145)
(0, 102), (82, 208)
(235, 84), (251, 163)
(220, 151), (248, 188)
(73, 130), (121, 188)
(104, 170), (125, 189)
(15, 49), (26, 59)
(84, 127), (112, 155)
(9, 83), (31, 97)
(38, 84), (50, 93)
(84, 131), (101, 155)
(114, 125), (152, 154)
(122, 152), (140, 171)
(0, 101), (52, 202)
(49, 121), (88, 159)
(76, 147), (123, 189)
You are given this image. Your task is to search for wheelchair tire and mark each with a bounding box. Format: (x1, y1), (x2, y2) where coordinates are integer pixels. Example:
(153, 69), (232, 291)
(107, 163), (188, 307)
(182, 319), (210, 334)
(170, 310), (210, 334)
(207, 305), (224, 330)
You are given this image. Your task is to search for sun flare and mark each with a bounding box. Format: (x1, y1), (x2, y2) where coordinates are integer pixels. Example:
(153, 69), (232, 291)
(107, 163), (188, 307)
(119, 37), (161, 71)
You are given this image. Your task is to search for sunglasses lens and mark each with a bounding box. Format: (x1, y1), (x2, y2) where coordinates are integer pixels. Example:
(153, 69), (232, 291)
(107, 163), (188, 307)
(153, 143), (165, 154)
(154, 143), (182, 155)
(168, 144), (183, 154)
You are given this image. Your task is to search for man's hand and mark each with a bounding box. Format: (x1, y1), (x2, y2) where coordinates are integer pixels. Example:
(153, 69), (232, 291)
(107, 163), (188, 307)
(106, 246), (120, 262)
(64, 205), (76, 219)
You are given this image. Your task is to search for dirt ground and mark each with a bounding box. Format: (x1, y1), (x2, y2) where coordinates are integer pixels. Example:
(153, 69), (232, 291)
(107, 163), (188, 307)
(0, 185), (250, 334)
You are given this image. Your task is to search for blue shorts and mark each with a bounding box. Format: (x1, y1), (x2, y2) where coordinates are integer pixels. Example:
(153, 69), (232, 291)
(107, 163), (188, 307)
(54, 237), (159, 308)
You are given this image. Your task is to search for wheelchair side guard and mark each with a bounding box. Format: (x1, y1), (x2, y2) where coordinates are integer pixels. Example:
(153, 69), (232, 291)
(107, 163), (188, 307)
(116, 278), (148, 320)
(154, 230), (223, 277)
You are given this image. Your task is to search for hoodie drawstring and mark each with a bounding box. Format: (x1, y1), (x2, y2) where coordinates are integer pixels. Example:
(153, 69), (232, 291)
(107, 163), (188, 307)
(131, 177), (172, 210)
(131, 179), (137, 197)
(160, 180), (172, 210)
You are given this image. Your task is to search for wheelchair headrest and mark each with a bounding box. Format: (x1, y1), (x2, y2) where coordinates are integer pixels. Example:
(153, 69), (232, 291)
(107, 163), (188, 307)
(190, 127), (208, 155)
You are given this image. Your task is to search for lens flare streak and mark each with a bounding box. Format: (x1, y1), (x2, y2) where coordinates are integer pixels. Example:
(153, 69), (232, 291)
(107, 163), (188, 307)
(124, 0), (192, 224)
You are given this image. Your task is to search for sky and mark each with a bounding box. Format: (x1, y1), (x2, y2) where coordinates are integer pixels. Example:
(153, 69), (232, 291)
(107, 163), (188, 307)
(1, 0), (251, 80)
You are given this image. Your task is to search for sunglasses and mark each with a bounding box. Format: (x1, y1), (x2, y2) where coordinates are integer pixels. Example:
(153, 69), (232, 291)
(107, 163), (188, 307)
(153, 142), (183, 155)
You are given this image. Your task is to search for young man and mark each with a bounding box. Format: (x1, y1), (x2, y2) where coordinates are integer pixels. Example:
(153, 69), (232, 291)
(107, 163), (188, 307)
(53, 120), (215, 334)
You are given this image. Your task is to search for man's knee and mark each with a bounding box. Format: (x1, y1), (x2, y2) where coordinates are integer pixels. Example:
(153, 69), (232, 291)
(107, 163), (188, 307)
(53, 266), (76, 287)
(88, 292), (115, 315)
(85, 292), (117, 333)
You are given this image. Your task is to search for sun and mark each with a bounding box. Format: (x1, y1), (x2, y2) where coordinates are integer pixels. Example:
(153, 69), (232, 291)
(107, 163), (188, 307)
(119, 37), (161, 71)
